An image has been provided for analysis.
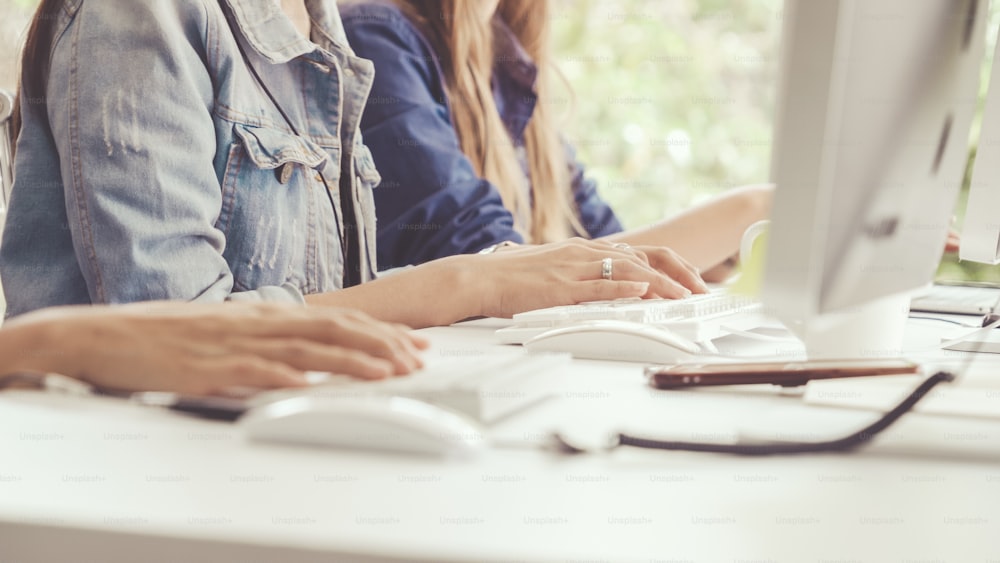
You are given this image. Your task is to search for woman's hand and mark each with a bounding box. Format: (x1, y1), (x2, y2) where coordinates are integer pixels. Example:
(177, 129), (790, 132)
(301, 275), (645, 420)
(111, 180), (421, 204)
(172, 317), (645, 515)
(307, 238), (710, 327)
(620, 244), (711, 293)
(606, 183), (774, 272)
(470, 238), (708, 318)
(1, 302), (428, 395)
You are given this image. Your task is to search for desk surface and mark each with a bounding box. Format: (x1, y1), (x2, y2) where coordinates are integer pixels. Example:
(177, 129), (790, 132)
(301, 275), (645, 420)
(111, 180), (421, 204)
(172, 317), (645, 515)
(1, 318), (999, 562)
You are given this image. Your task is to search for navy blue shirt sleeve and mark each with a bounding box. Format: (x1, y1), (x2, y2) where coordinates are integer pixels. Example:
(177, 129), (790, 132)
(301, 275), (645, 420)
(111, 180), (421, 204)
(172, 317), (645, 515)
(341, 3), (524, 269)
(565, 141), (624, 238)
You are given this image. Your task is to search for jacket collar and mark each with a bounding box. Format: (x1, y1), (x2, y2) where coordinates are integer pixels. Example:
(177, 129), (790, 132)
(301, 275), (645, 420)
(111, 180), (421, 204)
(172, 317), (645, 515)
(223, 0), (350, 64)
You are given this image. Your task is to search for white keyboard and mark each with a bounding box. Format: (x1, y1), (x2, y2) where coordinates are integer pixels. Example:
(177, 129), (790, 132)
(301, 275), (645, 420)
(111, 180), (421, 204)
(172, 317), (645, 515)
(250, 349), (570, 423)
(496, 291), (766, 345)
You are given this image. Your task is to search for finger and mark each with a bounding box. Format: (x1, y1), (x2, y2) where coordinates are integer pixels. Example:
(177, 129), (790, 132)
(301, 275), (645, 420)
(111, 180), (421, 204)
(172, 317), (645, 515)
(410, 333), (431, 350)
(297, 314), (423, 375)
(345, 318), (425, 374)
(627, 247), (650, 265)
(207, 307), (386, 343)
(570, 280), (650, 303)
(240, 339), (397, 380)
(382, 323), (427, 366)
(208, 314), (357, 340)
(596, 259), (691, 299)
(644, 249), (709, 293)
(193, 356), (310, 396)
(602, 245), (656, 270)
(565, 238), (652, 266)
(393, 323), (431, 350)
(594, 245), (654, 266)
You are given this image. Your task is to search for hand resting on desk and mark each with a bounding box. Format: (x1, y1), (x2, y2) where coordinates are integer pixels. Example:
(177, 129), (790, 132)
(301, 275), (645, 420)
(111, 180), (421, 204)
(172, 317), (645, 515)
(0, 302), (428, 396)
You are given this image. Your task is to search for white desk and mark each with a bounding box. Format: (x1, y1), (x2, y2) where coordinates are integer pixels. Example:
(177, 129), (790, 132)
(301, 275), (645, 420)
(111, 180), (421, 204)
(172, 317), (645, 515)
(1, 318), (999, 562)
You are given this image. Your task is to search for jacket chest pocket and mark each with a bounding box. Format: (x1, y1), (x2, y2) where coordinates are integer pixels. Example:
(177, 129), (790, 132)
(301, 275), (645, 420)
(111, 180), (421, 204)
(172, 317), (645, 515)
(217, 123), (340, 291)
(353, 143), (382, 280)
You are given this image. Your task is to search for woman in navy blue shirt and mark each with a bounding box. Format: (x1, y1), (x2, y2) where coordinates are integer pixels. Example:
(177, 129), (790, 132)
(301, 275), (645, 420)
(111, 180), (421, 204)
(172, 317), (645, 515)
(341, 0), (772, 277)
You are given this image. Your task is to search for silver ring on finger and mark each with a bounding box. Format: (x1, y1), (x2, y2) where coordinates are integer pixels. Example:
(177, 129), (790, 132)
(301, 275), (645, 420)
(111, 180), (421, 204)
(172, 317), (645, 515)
(601, 257), (614, 280)
(612, 242), (630, 250)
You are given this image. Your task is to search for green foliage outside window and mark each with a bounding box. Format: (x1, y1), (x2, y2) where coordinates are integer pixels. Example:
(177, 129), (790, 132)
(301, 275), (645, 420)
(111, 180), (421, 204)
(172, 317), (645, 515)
(551, 0), (779, 227)
(552, 0), (1000, 283)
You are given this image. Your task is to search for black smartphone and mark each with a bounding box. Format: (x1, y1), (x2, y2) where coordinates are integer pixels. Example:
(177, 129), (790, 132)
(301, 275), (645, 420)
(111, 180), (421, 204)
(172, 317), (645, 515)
(646, 358), (920, 389)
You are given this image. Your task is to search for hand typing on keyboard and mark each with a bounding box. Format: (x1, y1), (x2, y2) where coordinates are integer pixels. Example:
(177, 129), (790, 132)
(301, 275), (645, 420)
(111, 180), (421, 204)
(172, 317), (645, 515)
(620, 244), (711, 296)
(474, 239), (708, 319)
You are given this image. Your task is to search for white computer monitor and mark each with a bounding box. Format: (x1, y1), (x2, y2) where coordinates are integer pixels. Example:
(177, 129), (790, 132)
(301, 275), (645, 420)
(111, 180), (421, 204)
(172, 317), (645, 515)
(761, 0), (987, 358)
(960, 16), (1000, 266)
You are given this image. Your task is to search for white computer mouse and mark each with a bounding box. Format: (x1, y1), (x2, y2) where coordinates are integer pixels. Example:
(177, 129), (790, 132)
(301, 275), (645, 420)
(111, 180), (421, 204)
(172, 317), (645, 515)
(239, 395), (485, 457)
(525, 319), (703, 364)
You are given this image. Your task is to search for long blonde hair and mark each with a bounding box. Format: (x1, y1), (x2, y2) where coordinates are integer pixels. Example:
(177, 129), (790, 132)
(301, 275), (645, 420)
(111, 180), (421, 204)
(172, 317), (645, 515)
(396, 0), (582, 243)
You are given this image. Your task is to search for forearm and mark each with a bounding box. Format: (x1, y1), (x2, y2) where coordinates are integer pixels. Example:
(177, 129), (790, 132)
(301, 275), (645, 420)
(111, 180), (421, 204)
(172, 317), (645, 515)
(0, 323), (67, 377)
(605, 184), (772, 271)
(304, 256), (479, 328)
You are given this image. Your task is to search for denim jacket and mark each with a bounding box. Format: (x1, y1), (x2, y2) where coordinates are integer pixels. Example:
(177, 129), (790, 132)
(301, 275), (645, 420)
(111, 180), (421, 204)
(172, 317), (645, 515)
(340, 1), (623, 270)
(0, 0), (380, 316)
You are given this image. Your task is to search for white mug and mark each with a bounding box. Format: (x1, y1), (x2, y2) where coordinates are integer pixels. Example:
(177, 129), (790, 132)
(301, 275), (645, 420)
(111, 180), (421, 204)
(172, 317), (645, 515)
(739, 219), (770, 267)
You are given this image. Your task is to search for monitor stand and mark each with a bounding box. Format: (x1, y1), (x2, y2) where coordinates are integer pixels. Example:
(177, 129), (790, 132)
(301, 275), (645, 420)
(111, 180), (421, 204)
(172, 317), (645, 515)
(787, 293), (911, 360)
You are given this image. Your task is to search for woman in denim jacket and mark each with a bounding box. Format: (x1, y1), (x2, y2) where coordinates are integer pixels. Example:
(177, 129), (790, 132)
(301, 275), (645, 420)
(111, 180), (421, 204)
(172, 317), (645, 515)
(3, 0), (704, 333)
(339, 0), (773, 278)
